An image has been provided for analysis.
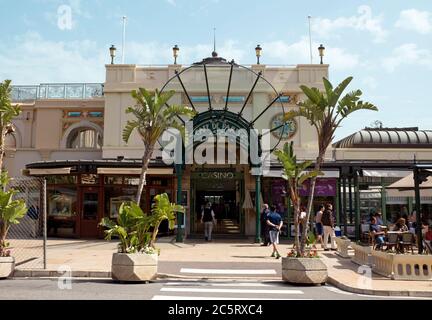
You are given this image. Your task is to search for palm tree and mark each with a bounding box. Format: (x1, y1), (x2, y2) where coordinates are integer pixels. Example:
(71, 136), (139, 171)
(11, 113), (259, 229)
(122, 88), (196, 204)
(0, 80), (21, 175)
(284, 76), (378, 253)
(274, 142), (323, 255)
(149, 193), (184, 248)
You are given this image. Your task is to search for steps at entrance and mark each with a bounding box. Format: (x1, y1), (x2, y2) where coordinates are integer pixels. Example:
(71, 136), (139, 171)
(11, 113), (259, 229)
(190, 219), (245, 239)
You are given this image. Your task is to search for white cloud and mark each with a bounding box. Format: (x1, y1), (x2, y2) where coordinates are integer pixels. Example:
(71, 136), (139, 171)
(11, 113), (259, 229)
(0, 32), (359, 84)
(395, 9), (432, 34)
(0, 32), (106, 84)
(383, 43), (432, 72)
(312, 5), (387, 43)
(362, 76), (378, 89)
(263, 38), (359, 70)
(166, 0), (176, 6)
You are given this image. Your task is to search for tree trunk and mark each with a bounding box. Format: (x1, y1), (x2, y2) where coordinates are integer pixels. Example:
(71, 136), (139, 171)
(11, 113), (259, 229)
(136, 145), (154, 205)
(150, 221), (161, 248)
(300, 153), (324, 254)
(0, 129), (5, 177)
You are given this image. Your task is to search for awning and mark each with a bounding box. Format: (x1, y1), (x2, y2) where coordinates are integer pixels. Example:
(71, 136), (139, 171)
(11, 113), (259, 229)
(263, 169), (339, 178)
(387, 188), (432, 197)
(362, 170), (411, 178)
(387, 171), (432, 190)
(28, 168), (72, 175)
(97, 167), (173, 175)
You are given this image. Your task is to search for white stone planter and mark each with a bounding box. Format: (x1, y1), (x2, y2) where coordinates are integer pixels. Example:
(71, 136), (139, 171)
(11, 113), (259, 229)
(282, 257), (328, 285)
(335, 237), (351, 258)
(111, 253), (158, 282)
(0, 257), (15, 279)
(351, 243), (372, 266)
(372, 251), (432, 281)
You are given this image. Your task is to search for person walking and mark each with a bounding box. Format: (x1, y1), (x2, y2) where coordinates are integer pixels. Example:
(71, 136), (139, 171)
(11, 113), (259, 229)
(261, 204), (270, 246)
(201, 202), (216, 242)
(266, 205), (283, 259)
(322, 203), (336, 251)
(314, 204), (325, 248)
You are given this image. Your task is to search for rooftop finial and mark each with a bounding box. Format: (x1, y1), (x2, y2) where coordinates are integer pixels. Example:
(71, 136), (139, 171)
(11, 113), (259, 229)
(212, 27), (217, 57)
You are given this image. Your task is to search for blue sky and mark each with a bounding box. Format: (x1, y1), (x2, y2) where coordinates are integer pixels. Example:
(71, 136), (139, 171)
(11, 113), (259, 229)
(0, 0), (431, 140)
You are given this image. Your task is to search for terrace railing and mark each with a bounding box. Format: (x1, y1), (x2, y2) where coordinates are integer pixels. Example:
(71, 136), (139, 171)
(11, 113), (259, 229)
(11, 83), (104, 101)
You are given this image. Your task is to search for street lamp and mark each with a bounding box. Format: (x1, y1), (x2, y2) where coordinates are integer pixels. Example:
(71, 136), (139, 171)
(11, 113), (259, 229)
(318, 44), (325, 64)
(255, 45), (262, 64)
(109, 45), (117, 64)
(172, 45), (179, 64)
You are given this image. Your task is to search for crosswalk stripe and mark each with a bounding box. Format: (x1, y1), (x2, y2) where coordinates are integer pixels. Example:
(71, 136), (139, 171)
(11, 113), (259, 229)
(324, 286), (354, 295)
(152, 295), (311, 300)
(180, 268), (277, 275)
(165, 282), (275, 287)
(161, 287), (303, 294)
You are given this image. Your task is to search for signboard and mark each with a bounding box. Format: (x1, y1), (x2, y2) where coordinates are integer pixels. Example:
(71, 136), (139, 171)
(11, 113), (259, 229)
(299, 178), (337, 197)
(191, 171), (243, 180)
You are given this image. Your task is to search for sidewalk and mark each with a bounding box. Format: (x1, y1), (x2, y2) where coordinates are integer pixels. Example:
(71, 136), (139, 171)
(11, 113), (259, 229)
(11, 237), (432, 297)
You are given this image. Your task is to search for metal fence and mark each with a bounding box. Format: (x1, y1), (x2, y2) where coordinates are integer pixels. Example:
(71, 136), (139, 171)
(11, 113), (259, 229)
(7, 177), (46, 269)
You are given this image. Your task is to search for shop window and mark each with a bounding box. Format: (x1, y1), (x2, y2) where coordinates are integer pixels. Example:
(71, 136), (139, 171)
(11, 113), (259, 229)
(48, 188), (77, 217)
(104, 186), (140, 218)
(67, 128), (102, 149)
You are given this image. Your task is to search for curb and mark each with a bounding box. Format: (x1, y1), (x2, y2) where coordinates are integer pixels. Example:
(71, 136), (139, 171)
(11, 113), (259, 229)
(327, 276), (432, 298)
(13, 269), (111, 279)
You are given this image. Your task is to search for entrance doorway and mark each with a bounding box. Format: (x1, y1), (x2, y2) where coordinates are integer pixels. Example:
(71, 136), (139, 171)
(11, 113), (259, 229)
(79, 187), (101, 238)
(191, 169), (244, 236)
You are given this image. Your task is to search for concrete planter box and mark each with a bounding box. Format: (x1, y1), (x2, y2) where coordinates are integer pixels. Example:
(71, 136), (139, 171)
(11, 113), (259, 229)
(111, 253), (158, 282)
(335, 237), (351, 258)
(372, 251), (432, 281)
(351, 243), (372, 266)
(282, 257), (328, 285)
(0, 257), (15, 279)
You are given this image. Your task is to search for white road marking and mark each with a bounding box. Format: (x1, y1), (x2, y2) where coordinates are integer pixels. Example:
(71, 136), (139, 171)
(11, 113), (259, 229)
(180, 268), (277, 275)
(165, 282), (274, 287)
(152, 295), (311, 300)
(161, 287), (303, 294)
(324, 286), (354, 295)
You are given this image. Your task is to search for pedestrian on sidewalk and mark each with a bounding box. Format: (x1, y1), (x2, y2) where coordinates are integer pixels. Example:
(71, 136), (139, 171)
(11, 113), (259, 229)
(266, 205), (283, 259)
(260, 203), (270, 246)
(314, 204), (325, 248)
(201, 202), (216, 242)
(322, 203), (337, 251)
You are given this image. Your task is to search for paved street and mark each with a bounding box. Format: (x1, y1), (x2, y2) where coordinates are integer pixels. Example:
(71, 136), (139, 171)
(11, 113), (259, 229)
(0, 278), (430, 300)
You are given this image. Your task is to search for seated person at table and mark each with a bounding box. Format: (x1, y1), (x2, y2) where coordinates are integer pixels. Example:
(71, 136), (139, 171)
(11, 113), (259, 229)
(393, 218), (409, 232)
(370, 217), (385, 249)
(374, 210), (384, 226)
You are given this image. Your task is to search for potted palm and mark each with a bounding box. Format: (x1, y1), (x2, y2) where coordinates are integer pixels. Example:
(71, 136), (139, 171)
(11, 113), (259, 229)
(284, 77), (377, 253)
(100, 193), (184, 282)
(0, 172), (27, 279)
(274, 142), (327, 285)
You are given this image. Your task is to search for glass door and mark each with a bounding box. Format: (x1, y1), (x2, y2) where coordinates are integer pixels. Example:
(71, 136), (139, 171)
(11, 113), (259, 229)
(80, 187), (101, 238)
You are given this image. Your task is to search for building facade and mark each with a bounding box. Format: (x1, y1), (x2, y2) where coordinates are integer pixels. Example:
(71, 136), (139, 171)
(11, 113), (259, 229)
(7, 53), (432, 240)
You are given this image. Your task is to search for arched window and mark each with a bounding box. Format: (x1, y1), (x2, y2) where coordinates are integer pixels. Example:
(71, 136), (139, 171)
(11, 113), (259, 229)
(67, 128), (102, 149)
(4, 134), (16, 149)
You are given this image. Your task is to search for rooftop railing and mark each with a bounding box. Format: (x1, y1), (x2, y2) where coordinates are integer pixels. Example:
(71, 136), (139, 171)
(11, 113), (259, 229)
(11, 83), (104, 101)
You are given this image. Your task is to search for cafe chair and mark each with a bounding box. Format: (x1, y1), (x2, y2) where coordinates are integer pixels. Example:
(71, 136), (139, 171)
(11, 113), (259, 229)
(385, 232), (399, 252)
(360, 223), (370, 245)
(399, 232), (414, 254)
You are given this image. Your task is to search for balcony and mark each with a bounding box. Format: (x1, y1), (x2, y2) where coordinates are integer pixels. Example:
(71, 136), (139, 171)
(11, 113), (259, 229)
(11, 83), (104, 101)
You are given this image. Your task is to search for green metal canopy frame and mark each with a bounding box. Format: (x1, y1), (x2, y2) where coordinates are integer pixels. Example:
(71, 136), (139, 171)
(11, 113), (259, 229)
(159, 53), (288, 242)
